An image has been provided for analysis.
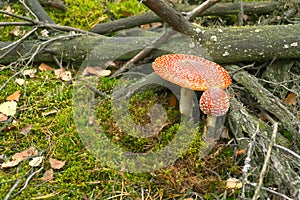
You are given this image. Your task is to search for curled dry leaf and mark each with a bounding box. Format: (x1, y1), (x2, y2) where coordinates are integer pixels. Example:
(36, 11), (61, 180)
(38, 63), (54, 71)
(50, 158), (66, 169)
(284, 93), (297, 105)
(235, 149), (246, 157)
(226, 178), (242, 189)
(15, 78), (25, 86)
(4, 5), (13, 17)
(23, 69), (37, 78)
(6, 90), (21, 101)
(29, 156), (44, 167)
(0, 101), (17, 116)
(82, 66), (111, 77)
(54, 69), (72, 81)
(1, 147), (38, 168)
(40, 169), (54, 181)
(0, 113), (8, 122)
(20, 124), (33, 136)
(9, 26), (20, 37)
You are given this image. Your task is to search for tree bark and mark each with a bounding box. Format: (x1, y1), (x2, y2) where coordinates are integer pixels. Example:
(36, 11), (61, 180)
(90, 1), (278, 34)
(1, 24), (300, 65)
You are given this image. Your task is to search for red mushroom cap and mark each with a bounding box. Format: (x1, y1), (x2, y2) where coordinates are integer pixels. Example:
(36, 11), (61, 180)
(152, 54), (231, 91)
(199, 87), (230, 116)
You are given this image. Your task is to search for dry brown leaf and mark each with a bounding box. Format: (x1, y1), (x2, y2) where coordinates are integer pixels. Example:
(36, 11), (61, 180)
(12, 147), (38, 161)
(23, 69), (37, 78)
(169, 95), (177, 106)
(6, 90), (21, 101)
(0, 113), (8, 122)
(226, 178), (242, 189)
(29, 156), (44, 167)
(1, 147), (38, 168)
(82, 66), (111, 77)
(40, 169), (54, 181)
(54, 69), (72, 81)
(50, 158), (66, 169)
(4, 5), (13, 17)
(20, 124), (33, 136)
(60, 71), (72, 81)
(15, 78), (25, 86)
(39, 63), (54, 71)
(1, 160), (20, 168)
(54, 68), (65, 78)
(9, 26), (20, 37)
(284, 93), (297, 105)
(235, 149), (246, 157)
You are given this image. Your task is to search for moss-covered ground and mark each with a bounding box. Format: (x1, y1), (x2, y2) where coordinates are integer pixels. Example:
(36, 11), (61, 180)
(0, 0), (262, 199)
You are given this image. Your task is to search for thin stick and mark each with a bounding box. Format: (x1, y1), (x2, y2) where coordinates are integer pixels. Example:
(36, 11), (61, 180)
(111, 29), (176, 78)
(186, 0), (221, 21)
(252, 123), (278, 200)
(241, 123), (259, 199)
(247, 181), (294, 200)
(13, 166), (44, 197)
(3, 179), (22, 200)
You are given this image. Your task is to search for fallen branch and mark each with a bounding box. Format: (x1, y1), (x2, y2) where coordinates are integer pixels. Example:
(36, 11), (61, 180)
(226, 65), (300, 137)
(90, 1), (278, 34)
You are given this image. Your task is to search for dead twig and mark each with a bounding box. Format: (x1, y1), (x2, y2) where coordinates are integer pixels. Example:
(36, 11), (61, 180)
(252, 123), (278, 200)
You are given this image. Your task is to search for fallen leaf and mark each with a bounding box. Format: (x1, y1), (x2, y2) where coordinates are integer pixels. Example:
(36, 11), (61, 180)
(0, 101), (17, 116)
(54, 68), (65, 78)
(40, 29), (49, 38)
(29, 156), (44, 167)
(20, 124), (33, 136)
(39, 63), (54, 71)
(0, 113), (8, 122)
(15, 78), (25, 86)
(82, 66), (111, 77)
(50, 158), (66, 169)
(226, 178), (242, 189)
(60, 71), (72, 81)
(235, 149), (246, 156)
(54, 69), (72, 81)
(40, 169), (54, 181)
(12, 147), (38, 161)
(6, 90), (21, 101)
(4, 5), (13, 17)
(9, 26), (20, 37)
(23, 69), (37, 78)
(1, 160), (20, 168)
(284, 93), (297, 105)
(1, 147), (38, 168)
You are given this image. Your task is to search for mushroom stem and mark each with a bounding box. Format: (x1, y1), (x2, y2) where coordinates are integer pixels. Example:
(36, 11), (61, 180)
(180, 88), (194, 118)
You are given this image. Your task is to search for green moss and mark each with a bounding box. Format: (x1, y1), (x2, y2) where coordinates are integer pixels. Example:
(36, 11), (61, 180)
(108, 0), (149, 19)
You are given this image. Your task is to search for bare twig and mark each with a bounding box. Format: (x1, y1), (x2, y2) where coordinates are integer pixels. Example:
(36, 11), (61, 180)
(246, 181), (294, 200)
(3, 179), (22, 200)
(186, 0), (221, 21)
(12, 166), (44, 198)
(238, 0), (244, 26)
(0, 27), (38, 59)
(252, 123), (278, 200)
(111, 29), (176, 78)
(241, 124), (259, 199)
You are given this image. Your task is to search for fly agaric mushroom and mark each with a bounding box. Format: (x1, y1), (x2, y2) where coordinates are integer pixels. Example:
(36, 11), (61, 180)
(152, 54), (231, 116)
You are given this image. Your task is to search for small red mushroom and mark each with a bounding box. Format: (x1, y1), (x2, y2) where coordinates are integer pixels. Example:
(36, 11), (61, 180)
(152, 54), (231, 116)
